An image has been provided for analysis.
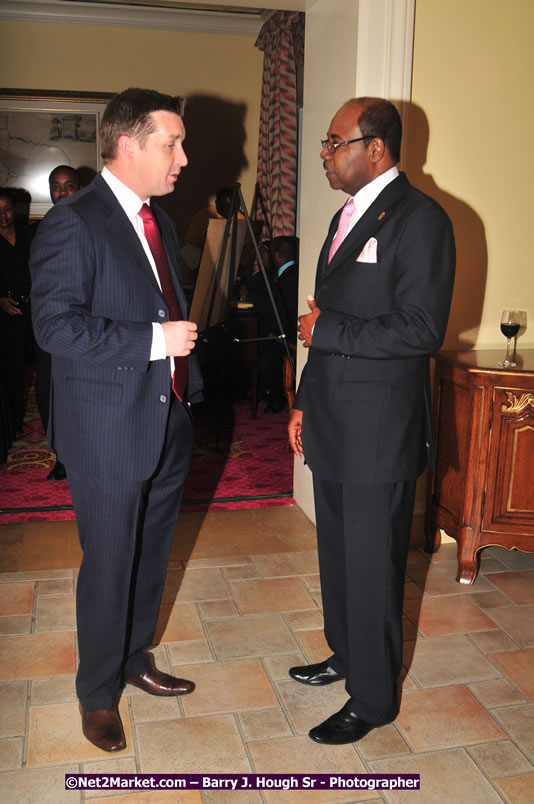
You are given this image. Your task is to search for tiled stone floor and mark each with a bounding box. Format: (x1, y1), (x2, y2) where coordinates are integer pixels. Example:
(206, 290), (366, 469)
(1, 506), (534, 802)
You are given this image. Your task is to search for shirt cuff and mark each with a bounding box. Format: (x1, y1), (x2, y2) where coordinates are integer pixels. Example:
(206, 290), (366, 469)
(151, 322), (166, 361)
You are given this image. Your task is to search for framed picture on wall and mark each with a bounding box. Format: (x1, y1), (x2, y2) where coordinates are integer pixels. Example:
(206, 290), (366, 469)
(0, 88), (113, 217)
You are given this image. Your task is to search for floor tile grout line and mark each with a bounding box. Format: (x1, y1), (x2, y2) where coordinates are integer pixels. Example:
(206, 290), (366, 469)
(463, 731), (532, 802)
(482, 607), (531, 649)
(469, 726), (534, 779)
(259, 656), (302, 742)
(194, 600), (220, 665)
(467, 679), (528, 710)
(21, 678), (30, 768)
(2, 523), (534, 792)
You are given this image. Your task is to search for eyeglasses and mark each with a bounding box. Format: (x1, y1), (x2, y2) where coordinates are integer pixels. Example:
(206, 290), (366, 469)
(320, 135), (376, 153)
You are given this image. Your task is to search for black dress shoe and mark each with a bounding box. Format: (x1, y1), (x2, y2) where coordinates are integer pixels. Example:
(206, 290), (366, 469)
(80, 704), (126, 752)
(309, 700), (384, 745)
(289, 659), (345, 685)
(125, 667), (195, 696)
(47, 460), (67, 481)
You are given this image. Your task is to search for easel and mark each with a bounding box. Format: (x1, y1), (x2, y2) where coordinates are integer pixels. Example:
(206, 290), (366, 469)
(190, 182), (296, 449)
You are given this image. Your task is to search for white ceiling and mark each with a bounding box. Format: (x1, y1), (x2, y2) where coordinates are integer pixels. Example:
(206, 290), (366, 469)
(85, 1), (309, 9)
(0, 0), (310, 35)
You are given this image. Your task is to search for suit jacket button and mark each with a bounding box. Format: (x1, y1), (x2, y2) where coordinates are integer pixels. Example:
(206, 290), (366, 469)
(160, 394), (167, 403)
(118, 366), (123, 370)
(158, 309), (166, 318)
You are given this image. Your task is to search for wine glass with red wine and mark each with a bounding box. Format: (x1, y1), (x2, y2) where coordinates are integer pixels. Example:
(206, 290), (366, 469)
(499, 309), (520, 367)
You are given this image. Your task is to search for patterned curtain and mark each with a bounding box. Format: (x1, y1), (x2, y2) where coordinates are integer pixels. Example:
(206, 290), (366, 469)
(254, 11), (305, 239)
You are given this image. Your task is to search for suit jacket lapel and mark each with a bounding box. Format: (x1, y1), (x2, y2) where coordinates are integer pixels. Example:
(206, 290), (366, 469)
(94, 175), (169, 300)
(94, 175), (187, 315)
(315, 213), (341, 288)
(319, 173), (410, 283)
(93, 176), (160, 291)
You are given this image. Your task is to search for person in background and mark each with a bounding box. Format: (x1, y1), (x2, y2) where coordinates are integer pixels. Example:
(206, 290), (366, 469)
(288, 97), (455, 744)
(0, 189), (34, 434)
(271, 235), (299, 344)
(48, 164), (82, 205)
(185, 186), (235, 249)
(181, 186), (243, 276)
(245, 236), (299, 413)
(30, 88), (202, 753)
(34, 165), (82, 480)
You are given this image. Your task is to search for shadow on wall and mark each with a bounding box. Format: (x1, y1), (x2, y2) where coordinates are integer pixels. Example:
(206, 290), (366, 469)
(156, 94), (249, 239)
(399, 102), (488, 350)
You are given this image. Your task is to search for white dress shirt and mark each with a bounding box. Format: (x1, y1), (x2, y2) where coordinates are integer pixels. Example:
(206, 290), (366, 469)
(101, 167), (166, 362)
(311, 166), (400, 337)
(345, 165), (399, 236)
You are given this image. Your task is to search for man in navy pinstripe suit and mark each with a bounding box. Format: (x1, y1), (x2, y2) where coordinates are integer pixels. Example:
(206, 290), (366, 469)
(30, 89), (203, 752)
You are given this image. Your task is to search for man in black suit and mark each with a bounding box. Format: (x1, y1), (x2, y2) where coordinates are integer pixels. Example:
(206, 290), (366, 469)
(271, 236), (299, 344)
(288, 98), (455, 744)
(31, 89), (202, 752)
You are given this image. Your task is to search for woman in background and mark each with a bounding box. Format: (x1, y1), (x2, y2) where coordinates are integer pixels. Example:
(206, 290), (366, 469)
(0, 189), (34, 438)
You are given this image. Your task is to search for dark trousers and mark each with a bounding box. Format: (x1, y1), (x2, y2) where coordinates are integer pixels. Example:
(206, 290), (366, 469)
(0, 305), (33, 431)
(312, 475), (417, 725)
(257, 341), (284, 406)
(34, 344), (51, 432)
(68, 395), (193, 709)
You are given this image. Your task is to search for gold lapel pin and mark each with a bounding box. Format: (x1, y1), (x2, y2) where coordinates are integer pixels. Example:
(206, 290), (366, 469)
(378, 211), (386, 221)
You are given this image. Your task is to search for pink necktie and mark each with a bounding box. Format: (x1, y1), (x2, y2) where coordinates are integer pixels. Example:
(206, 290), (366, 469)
(139, 203), (188, 401)
(328, 198), (356, 263)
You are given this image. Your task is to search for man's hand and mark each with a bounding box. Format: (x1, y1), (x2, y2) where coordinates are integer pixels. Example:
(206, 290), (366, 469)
(162, 320), (198, 356)
(288, 407), (303, 458)
(297, 295), (320, 348)
(0, 296), (22, 315)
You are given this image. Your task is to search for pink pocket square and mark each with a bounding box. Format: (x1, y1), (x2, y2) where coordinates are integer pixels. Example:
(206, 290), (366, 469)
(356, 237), (378, 263)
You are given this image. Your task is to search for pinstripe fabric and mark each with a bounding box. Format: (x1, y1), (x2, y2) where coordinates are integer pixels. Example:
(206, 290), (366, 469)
(29, 174), (202, 709)
(70, 398), (192, 708)
(30, 175), (202, 481)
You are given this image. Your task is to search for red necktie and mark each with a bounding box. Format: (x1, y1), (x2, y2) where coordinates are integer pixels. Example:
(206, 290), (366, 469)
(328, 198), (356, 263)
(139, 203), (188, 401)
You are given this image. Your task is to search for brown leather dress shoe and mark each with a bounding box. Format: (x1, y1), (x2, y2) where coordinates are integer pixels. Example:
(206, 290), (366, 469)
(80, 705), (126, 752)
(125, 667), (195, 696)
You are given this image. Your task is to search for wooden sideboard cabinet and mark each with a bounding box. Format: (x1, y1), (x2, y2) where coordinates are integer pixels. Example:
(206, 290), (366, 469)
(425, 349), (534, 584)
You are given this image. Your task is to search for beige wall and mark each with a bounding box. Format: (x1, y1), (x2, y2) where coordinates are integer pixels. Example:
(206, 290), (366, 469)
(406, 0), (534, 350)
(4, 4), (532, 523)
(294, 0), (363, 521)
(294, 0), (533, 526)
(0, 20), (263, 233)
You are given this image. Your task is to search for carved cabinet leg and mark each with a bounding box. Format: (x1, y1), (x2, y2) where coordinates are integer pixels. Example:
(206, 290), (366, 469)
(456, 527), (478, 584)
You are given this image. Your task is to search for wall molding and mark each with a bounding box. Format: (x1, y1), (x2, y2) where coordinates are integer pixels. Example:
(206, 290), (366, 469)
(354, 0), (415, 167)
(355, 0), (415, 101)
(0, 0), (263, 35)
